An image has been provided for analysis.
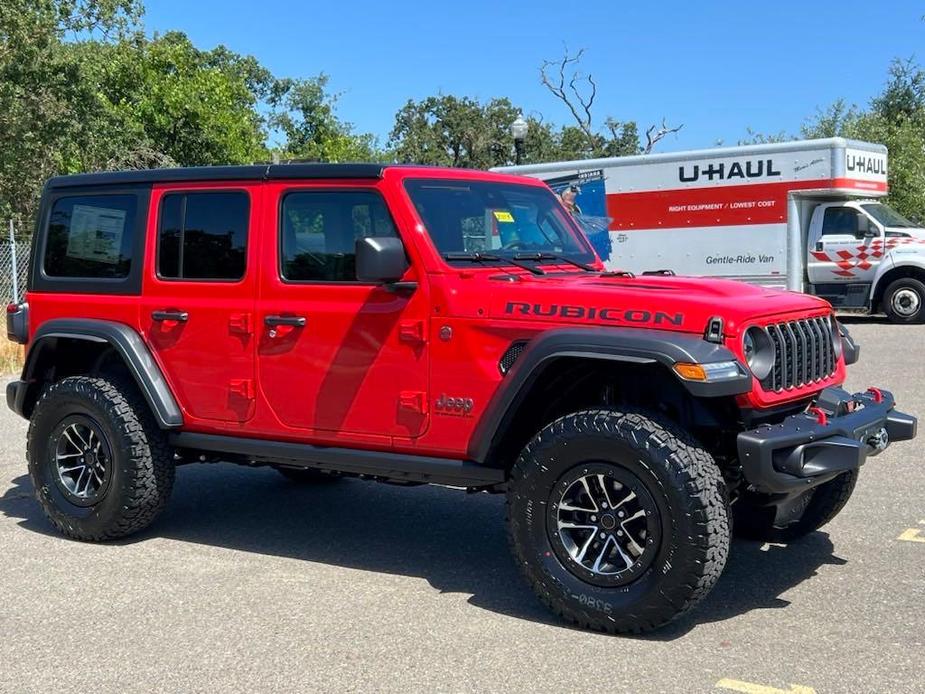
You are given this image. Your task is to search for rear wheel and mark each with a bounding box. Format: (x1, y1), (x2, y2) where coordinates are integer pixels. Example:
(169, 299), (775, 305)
(732, 470), (858, 542)
(27, 376), (175, 541)
(507, 409), (730, 634)
(882, 277), (925, 323)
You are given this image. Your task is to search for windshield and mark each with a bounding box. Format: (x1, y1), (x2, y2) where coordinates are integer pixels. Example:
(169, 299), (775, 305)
(861, 203), (917, 228)
(403, 179), (595, 262)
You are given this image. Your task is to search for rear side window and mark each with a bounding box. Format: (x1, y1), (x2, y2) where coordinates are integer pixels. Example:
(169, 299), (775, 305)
(280, 190), (397, 282)
(158, 191), (249, 280)
(44, 195), (138, 279)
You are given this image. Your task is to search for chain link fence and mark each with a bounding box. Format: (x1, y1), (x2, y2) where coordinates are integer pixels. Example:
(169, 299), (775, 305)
(1, 234), (30, 305)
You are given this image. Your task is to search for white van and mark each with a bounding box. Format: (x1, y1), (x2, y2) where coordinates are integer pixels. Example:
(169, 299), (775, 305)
(495, 138), (925, 323)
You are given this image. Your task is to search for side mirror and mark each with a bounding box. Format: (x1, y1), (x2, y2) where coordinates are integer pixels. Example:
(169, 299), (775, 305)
(355, 237), (409, 284)
(854, 214), (874, 238)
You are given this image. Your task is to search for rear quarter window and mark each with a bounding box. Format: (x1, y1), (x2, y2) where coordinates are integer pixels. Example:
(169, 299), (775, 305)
(44, 195), (138, 279)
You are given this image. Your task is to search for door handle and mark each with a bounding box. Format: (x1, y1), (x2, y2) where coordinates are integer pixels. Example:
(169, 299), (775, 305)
(265, 315), (307, 328)
(152, 310), (189, 322)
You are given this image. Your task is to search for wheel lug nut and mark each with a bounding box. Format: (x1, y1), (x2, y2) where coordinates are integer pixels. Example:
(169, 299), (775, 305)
(599, 532), (605, 539)
(617, 530), (623, 537)
(591, 515), (597, 522)
(602, 503), (608, 509)
(618, 511), (625, 518)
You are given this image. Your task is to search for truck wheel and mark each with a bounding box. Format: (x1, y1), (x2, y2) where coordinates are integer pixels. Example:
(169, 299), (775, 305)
(732, 470), (858, 542)
(274, 466), (341, 484)
(882, 277), (925, 323)
(27, 376), (175, 541)
(507, 409), (730, 634)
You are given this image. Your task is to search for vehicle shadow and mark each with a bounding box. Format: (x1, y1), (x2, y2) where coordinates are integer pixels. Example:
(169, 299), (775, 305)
(0, 466), (846, 639)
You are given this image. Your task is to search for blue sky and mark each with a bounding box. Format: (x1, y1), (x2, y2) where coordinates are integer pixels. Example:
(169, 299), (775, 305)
(143, 1), (923, 153)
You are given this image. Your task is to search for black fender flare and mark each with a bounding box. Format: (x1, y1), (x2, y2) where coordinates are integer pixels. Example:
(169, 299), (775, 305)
(467, 327), (751, 464)
(18, 318), (183, 428)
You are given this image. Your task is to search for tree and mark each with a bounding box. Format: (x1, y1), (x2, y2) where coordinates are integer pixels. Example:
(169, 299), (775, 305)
(69, 31), (273, 169)
(0, 0), (141, 229)
(269, 75), (381, 162)
(539, 48), (680, 157)
(803, 59), (925, 221)
(389, 95), (520, 168)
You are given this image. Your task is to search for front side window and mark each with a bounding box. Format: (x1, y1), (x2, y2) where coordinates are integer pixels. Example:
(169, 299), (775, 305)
(158, 191), (249, 281)
(821, 207), (864, 236)
(280, 190), (397, 282)
(44, 194), (137, 279)
(403, 179), (594, 261)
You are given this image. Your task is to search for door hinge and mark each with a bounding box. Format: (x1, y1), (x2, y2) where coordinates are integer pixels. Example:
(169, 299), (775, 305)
(229, 379), (255, 400)
(229, 313), (252, 335)
(399, 391), (427, 414)
(399, 320), (426, 345)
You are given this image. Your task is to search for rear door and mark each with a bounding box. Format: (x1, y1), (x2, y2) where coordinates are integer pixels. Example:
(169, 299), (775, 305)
(140, 184), (259, 423)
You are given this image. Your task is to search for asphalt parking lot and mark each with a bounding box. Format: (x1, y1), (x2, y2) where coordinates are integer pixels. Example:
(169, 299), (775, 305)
(0, 317), (922, 694)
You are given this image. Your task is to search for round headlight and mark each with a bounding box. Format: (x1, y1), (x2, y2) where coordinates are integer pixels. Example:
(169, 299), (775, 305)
(743, 326), (774, 380)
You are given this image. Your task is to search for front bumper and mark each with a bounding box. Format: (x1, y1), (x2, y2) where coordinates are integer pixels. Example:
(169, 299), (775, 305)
(737, 387), (916, 493)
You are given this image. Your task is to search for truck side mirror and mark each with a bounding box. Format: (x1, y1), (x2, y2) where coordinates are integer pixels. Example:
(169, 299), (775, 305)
(355, 237), (409, 284)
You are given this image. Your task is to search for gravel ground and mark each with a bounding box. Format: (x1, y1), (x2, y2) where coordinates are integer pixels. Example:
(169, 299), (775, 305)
(0, 317), (922, 694)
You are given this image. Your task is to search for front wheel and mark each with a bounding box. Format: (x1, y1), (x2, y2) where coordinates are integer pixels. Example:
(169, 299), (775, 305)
(882, 277), (925, 323)
(507, 409), (730, 634)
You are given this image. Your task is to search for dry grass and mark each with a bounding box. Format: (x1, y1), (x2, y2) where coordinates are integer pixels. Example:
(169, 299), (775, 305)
(1, 338), (24, 375)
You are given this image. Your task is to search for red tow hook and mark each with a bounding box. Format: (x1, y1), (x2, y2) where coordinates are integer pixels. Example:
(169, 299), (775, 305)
(866, 387), (884, 404)
(807, 406), (828, 426)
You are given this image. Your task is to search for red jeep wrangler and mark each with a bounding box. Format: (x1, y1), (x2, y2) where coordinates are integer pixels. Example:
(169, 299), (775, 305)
(6, 164), (917, 633)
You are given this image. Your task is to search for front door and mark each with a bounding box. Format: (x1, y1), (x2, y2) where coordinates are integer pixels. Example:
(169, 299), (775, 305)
(808, 205), (883, 284)
(256, 183), (429, 440)
(140, 185), (258, 423)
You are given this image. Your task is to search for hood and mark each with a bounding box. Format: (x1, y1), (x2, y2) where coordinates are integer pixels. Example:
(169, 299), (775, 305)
(480, 272), (831, 335)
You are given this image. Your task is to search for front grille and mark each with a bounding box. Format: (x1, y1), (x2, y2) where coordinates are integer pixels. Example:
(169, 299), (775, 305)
(760, 316), (837, 392)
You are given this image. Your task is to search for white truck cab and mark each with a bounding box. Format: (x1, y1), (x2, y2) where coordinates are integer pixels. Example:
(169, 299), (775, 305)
(496, 138), (925, 323)
(806, 199), (925, 321)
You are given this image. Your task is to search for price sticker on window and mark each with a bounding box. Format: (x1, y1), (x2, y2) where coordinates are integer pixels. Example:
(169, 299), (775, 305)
(493, 210), (515, 223)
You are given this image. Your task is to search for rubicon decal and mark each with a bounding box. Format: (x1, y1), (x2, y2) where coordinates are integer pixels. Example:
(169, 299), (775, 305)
(506, 302), (683, 326)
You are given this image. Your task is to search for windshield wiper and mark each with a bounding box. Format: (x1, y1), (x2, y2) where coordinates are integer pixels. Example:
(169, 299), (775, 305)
(444, 251), (545, 275)
(512, 252), (597, 272)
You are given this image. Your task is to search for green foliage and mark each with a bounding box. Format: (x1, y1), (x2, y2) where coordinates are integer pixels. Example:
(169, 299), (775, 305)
(269, 75), (381, 163)
(0, 0), (380, 232)
(803, 59), (925, 221)
(388, 95), (642, 168)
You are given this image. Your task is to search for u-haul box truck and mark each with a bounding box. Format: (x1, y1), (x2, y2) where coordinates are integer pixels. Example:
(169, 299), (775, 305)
(495, 138), (925, 323)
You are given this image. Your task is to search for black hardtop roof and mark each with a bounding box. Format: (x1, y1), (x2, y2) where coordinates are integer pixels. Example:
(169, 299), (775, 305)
(45, 163), (387, 189)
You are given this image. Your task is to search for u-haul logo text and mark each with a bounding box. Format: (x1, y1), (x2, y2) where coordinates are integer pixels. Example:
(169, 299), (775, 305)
(846, 153), (886, 176)
(679, 158), (781, 183)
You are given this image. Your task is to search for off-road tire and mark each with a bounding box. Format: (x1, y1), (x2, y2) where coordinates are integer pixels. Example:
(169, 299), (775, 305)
(274, 466), (341, 484)
(27, 376), (175, 541)
(882, 277), (925, 324)
(507, 409), (730, 634)
(732, 470), (858, 542)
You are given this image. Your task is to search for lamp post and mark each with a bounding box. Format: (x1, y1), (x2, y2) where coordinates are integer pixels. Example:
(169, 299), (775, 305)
(510, 115), (528, 165)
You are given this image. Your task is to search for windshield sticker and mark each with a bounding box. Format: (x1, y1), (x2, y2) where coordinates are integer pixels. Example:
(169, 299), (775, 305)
(493, 210), (515, 223)
(66, 204), (126, 265)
